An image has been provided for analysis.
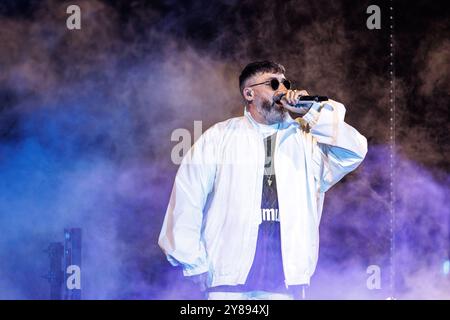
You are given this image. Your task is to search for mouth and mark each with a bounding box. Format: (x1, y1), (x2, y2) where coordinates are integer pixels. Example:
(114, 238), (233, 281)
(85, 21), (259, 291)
(273, 100), (284, 111)
(272, 93), (285, 109)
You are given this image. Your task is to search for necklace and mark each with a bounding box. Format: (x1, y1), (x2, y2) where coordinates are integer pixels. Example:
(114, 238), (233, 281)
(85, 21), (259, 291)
(264, 158), (273, 186)
(266, 174), (273, 186)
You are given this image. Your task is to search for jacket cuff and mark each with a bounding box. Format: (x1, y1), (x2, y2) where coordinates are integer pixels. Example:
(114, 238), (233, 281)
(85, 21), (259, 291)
(183, 263), (209, 276)
(166, 253), (209, 276)
(302, 101), (322, 127)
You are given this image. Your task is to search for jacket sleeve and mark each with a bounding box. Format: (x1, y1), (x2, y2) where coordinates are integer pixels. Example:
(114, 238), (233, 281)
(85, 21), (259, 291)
(158, 127), (217, 276)
(302, 99), (368, 193)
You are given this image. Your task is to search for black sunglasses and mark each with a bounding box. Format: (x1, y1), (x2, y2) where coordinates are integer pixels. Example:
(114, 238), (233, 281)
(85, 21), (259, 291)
(248, 78), (291, 90)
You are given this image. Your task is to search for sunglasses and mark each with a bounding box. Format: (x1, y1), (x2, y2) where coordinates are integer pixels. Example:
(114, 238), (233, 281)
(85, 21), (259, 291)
(248, 78), (291, 90)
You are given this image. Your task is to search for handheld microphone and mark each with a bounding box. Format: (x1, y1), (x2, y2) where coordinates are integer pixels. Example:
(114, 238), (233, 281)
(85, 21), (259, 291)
(298, 95), (328, 102)
(273, 93), (328, 107)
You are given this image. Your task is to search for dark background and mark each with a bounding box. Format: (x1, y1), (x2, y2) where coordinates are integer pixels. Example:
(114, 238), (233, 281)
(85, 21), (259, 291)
(0, 0), (448, 299)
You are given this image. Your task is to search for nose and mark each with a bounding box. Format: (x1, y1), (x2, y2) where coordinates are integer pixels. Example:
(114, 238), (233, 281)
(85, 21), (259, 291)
(279, 82), (289, 91)
(275, 82), (289, 95)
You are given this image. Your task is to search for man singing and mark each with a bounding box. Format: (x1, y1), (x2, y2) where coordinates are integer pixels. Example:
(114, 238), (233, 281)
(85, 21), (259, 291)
(159, 61), (368, 300)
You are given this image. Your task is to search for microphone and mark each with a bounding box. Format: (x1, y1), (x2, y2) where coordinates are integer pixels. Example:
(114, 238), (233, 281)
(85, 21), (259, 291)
(273, 93), (328, 107)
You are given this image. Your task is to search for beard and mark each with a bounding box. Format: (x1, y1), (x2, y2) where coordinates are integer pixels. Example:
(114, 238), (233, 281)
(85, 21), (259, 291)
(257, 98), (286, 124)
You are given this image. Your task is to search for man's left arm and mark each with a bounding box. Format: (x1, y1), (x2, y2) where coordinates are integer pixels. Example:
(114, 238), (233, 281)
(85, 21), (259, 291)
(302, 99), (368, 192)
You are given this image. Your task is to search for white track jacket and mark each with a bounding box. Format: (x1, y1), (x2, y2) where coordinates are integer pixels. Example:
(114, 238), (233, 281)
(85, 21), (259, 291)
(159, 99), (368, 287)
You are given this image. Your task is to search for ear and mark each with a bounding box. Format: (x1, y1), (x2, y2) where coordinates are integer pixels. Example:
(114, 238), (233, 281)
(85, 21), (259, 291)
(243, 88), (254, 103)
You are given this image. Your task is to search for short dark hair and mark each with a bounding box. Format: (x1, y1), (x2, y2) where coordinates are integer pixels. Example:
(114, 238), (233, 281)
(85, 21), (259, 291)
(238, 60), (286, 94)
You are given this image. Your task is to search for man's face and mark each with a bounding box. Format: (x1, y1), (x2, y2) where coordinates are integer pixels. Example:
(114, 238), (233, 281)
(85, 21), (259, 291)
(245, 72), (290, 124)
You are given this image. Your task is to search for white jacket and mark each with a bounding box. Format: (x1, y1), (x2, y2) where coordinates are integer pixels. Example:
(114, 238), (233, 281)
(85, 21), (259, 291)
(159, 99), (368, 287)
